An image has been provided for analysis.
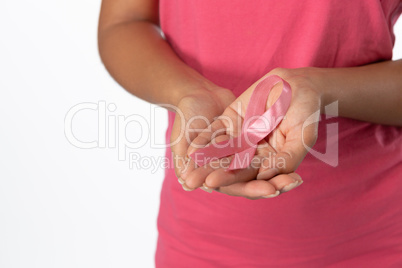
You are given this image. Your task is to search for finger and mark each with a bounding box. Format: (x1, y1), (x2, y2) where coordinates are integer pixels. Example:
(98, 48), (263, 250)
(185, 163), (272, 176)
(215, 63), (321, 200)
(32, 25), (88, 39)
(171, 109), (215, 178)
(203, 156), (262, 188)
(184, 153), (236, 189)
(187, 100), (245, 155)
(215, 172), (303, 199)
(183, 158), (226, 190)
(184, 133), (260, 189)
(183, 101), (248, 188)
(265, 173), (303, 193)
(182, 133), (232, 181)
(257, 136), (308, 179)
(170, 115), (191, 178)
(252, 139), (280, 180)
(215, 179), (279, 200)
(187, 108), (243, 157)
(186, 119), (227, 157)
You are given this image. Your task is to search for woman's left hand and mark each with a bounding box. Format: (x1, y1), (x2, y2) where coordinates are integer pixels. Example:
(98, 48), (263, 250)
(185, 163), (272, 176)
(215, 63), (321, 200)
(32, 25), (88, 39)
(180, 68), (324, 199)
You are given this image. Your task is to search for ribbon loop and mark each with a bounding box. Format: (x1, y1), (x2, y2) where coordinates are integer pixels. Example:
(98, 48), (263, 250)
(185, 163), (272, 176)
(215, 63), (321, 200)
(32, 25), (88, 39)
(190, 75), (292, 170)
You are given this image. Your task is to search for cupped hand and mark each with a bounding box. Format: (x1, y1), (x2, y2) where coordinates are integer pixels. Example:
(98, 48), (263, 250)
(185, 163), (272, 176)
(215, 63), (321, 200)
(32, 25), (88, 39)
(170, 85), (235, 187)
(181, 68), (323, 199)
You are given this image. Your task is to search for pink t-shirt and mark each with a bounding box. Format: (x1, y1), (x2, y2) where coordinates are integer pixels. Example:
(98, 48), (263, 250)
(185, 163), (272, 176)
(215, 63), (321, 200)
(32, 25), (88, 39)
(156, 1), (402, 267)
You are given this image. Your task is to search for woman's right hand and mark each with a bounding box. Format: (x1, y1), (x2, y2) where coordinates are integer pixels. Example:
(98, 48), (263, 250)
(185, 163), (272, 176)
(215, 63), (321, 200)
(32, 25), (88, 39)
(170, 86), (236, 189)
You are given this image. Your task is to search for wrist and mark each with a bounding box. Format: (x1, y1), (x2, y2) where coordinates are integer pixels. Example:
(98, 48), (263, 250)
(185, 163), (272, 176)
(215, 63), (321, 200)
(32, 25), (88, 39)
(174, 83), (235, 117)
(170, 72), (221, 108)
(270, 67), (328, 113)
(303, 67), (333, 114)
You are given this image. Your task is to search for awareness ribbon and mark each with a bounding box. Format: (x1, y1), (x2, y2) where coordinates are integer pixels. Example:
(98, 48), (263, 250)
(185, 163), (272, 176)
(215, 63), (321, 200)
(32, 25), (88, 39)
(189, 75), (292, 170)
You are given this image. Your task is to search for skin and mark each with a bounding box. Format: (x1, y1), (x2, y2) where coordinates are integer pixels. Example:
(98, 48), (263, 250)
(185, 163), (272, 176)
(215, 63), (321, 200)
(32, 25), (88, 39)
(98, 0), (402, 200)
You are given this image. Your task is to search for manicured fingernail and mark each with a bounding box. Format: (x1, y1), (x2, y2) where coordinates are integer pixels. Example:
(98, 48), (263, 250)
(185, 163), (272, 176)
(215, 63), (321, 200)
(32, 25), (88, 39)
(178, 177), (185, 185)
(262, 190), (280, 198)
(281, 180), (303, 193)
(200, 185), (213, 193)
(257, 168), (279, 180)
(182, 183), (194, 191)
(203, 183), (210, 189)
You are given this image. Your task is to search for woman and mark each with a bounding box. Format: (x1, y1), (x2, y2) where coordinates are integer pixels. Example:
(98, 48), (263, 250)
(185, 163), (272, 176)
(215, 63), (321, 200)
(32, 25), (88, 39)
(98, 0), (402, 267)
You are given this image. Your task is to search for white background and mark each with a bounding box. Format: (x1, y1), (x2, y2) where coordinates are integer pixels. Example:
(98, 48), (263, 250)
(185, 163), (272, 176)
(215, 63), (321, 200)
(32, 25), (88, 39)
(0, 1), (401, 268)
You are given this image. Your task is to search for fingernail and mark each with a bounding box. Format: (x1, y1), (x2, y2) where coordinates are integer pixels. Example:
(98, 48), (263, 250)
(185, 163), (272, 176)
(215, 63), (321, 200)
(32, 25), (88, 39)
(182, 183), (194, 191)
(262, 190), (280, 198)
(203, 183), (213, 192)
(203, 183), (210, 189)
(257, 168), (279, 180)
(200, 185), (213, 193)
(281, 180), (303, 193)
(178, 177), (185, 185)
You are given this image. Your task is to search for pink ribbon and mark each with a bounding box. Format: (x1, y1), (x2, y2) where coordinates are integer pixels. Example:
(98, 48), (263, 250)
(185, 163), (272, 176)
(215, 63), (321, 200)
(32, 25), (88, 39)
(189, 75), (292, 170)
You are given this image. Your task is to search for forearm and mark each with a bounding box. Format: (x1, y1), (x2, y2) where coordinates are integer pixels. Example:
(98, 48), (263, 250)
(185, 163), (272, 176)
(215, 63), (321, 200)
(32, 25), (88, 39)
(318, 59), (402, 126)
(98, 20), (215, 107)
